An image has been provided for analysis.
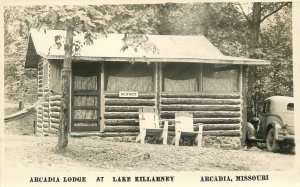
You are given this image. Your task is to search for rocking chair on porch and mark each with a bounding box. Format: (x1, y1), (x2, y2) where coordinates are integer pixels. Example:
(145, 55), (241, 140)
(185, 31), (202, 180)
(172, 111), (203, 147)
(136, 107), (168, 144)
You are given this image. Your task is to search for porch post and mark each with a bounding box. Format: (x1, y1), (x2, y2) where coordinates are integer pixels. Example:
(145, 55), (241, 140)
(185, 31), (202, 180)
(155, 63), (162, 115)
(100, 62), (105, 132)
(241, 65), (248, 146)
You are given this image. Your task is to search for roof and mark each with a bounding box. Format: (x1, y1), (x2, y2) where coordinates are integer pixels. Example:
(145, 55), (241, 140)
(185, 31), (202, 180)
(25, 28), (270, 68)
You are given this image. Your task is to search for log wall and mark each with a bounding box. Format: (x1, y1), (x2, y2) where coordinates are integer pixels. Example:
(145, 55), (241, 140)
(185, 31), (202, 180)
(160, 93), (241, 137)
(42, 60), (51, 135)
(36, 58), (44, 135)
(103, 92), (156, 136)
(49, 94), (61, 134)
(102, 92), (242, 138)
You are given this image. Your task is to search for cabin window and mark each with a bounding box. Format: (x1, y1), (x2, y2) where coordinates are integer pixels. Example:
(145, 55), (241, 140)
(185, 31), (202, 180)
(162, 63), (199, 92)
(202, 64), (239, 93)
(105, 62), (154, 92)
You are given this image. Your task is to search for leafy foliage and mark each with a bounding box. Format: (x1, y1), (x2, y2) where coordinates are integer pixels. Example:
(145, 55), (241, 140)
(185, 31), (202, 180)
(4, 3), (293, 120)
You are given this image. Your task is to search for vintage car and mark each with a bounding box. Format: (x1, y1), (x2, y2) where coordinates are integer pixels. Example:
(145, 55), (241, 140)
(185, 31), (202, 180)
(246, 96), (294, 152)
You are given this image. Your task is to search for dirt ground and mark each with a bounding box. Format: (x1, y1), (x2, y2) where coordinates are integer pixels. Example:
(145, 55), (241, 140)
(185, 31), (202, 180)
(2, 134), (296, 172)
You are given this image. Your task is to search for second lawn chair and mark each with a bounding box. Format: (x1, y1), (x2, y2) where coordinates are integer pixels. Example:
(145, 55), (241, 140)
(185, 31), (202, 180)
(172, 111), (203, 147)
(135, 107), (168, 144)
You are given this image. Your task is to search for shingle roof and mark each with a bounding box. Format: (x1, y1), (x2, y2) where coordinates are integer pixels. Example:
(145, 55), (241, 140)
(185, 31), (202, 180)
(25, 28), (269, 68)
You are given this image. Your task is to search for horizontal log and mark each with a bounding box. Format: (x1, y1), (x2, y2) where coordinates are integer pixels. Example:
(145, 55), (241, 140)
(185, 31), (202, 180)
(161, 93), (240, 99)
(168, 130), (240, 137)
(38, 93), (43, 97)
(50, 123), (59, 129)
(161, 105), (240, 111)
(37, 114), (43, 119)
(50, 101), (61, 107)
(43, 123), (49, 128)
(105, 92), (155, 99)
(194, 118), (240, 124)
(104, 112), (139, 119)
(161, 111), (240, 118)
(36, 127), (43, 133)
(50, 95), (61, 101)
(105, 99), (155, 106)
(161, 98), (240, 105)
(106, 106), (155, 112)
(43, 118), (49, 123)
(50, 106), (61, 112)
(165, 118), (240, 125)
(202, 124), (240, 130)
(69, 132), (139, 137)
(104, 126), (139, 132)
(43, 113), (49, 118)
(105, 119), (139, 126)
(43, 128), (49, 133)
(50, 118), (60, 123)
(38, 106), (43, 110)
(37, 122), (43, 128)
(50, 112), (60, 118)
(49, 128), (58, 134)
(203, 130), (240, 136)
(168, 124), (240, 131)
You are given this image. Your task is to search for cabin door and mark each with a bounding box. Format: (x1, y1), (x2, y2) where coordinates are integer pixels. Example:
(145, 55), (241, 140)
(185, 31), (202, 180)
(71, 63), (101, 132)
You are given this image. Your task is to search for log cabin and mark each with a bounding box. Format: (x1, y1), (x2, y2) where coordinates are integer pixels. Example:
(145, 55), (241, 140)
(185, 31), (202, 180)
(25, 29), (269, 148)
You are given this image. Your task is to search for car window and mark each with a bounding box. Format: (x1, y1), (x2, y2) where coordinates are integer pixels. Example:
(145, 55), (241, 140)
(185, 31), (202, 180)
(287, 103), (294, 111)
(263, 101), (270, 113)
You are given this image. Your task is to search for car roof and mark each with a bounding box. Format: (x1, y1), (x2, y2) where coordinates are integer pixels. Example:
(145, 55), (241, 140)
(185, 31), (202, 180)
(265, 96), (294, 113)
(265, 96), (294, 103)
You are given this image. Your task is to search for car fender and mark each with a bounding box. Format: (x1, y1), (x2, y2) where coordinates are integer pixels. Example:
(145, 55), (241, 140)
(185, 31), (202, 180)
(246, 122), (256, 140)
(266, 123), (283, 141)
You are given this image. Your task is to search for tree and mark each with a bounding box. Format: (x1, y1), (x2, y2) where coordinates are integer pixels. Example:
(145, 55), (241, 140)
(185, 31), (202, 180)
(4, 6), (37, 104)
(23, 5), (159, 150)
(236, 2), (292, 118)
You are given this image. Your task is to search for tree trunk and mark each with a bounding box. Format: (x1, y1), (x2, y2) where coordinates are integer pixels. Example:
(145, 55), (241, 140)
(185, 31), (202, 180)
(249, 3), (261, 50)
(247, 2), (262, 119)
(57, 28), (73, 151)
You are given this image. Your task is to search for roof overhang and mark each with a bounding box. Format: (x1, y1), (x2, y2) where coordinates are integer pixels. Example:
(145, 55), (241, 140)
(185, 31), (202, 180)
(25, 28), (270, 68)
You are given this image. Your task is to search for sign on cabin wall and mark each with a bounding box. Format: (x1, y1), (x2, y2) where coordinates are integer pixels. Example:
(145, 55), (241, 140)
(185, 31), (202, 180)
(119, 91), (139, 98)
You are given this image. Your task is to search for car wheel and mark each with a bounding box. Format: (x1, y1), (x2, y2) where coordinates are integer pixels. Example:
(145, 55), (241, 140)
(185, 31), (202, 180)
(266, 128), (279, 152)
(279, 143), (294, 153)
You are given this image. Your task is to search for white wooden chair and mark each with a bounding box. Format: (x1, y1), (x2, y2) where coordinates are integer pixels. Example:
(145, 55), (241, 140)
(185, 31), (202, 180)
(135, 107), (168, 144)
(172, 111), (203, 147)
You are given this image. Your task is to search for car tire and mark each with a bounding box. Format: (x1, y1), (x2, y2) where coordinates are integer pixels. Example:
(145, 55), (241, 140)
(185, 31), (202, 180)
(279, 143), (295, 153)
(266, 128), (279, 152)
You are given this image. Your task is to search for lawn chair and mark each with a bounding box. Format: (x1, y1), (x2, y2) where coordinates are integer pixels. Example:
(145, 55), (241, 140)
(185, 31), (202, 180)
(135, 107), (168, 144)
(172, 111), (203, 147)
